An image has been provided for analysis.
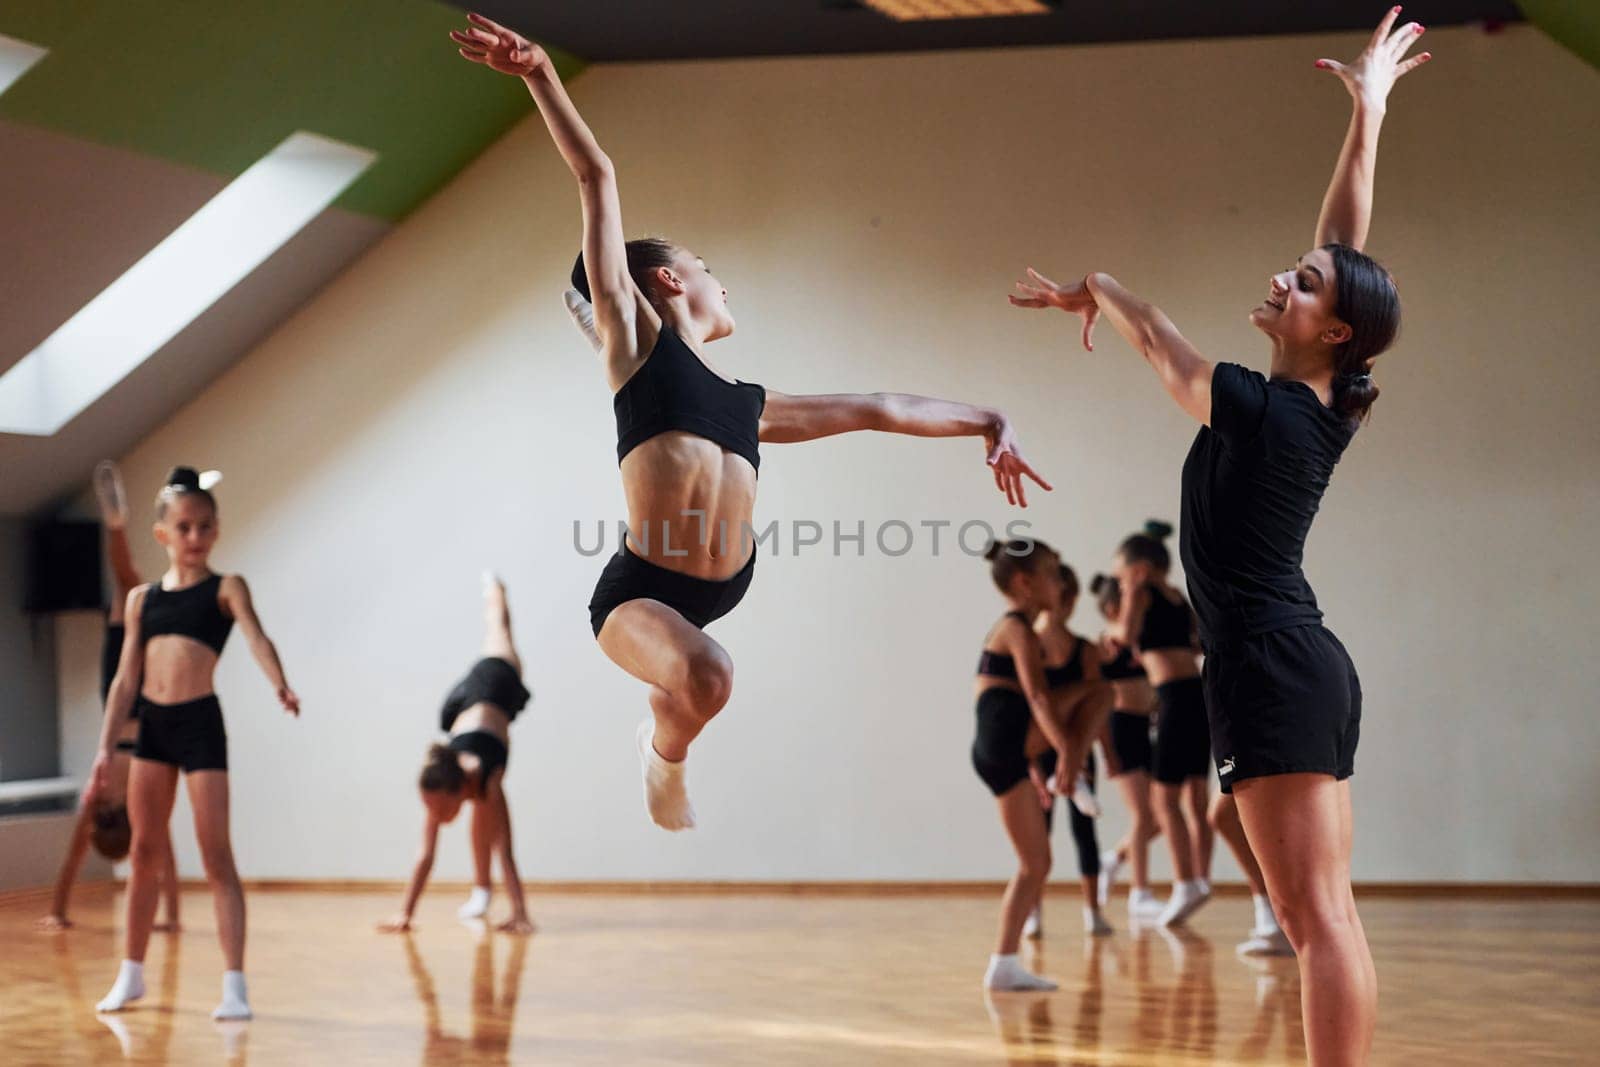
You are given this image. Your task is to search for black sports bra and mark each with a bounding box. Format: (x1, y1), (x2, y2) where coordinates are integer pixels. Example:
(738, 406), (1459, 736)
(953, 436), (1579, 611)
(977, 611), (1033, 680)
(1044, 636), (1087, 689)
(141, 574), (232, 655)
(615, 325), (765, 473)
(1100, 644), (1147, 681)
(1138, 584), (1195, 652)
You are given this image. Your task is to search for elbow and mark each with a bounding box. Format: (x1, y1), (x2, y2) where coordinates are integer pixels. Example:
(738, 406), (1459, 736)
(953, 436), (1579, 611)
(575, 153), (614, 186)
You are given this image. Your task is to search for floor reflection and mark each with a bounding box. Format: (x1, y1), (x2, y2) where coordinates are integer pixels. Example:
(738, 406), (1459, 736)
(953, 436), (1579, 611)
(404, 930), (530, 1065)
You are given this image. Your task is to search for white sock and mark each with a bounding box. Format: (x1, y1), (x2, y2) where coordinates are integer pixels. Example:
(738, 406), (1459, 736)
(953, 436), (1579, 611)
(1158, 879), (1209, 927)
(211, 970), (251, 1021)
(983, 953), (1058, 992)
(1128, 886), (1163, 918)
(637, 721), (695, 831)
(1096, 849), (1122, 907)
(95, 959), (145, 1013)
(1022, 905), (1042, 939)
(1083, 906), (1113, 936)
(1196, 876), (1212, 897)
(1237, 928), (1295, 957)
(458, 884), (492, 920)
(1069, 775), (1101, 818)
(1251, 893), (1280, 935)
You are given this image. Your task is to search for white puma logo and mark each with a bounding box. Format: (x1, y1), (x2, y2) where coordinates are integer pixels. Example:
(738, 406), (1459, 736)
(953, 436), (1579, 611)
(1218, 757), (1236, 776)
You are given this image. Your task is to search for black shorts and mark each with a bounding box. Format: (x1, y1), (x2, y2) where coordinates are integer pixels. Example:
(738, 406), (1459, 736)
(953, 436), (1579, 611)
(588, 543), (756, 637)
(971, 687), (1031, 796)
(102, 623), (126, 707)
(1203, 625), (1361, 795)
(441, 657), (530, 732)
(1151, 677), (1210, 785)
(134, 694), (227, 773)
(1108, 710), (1153, 776)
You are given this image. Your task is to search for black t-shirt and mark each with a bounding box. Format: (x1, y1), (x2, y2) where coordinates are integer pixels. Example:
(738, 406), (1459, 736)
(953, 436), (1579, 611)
(1180, 362), (1356, 648)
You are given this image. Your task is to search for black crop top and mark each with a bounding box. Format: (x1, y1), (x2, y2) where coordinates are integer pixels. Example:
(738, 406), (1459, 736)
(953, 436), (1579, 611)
(1043, 636), (1087, 689)
(141, 574), (232, 655)
(448, 730), (508, 792)
(1100, 644), (1147, 681)
(1137, 585), (1195, 652)
(977, 611), (1032, 680)
(615, 325), (765, 473)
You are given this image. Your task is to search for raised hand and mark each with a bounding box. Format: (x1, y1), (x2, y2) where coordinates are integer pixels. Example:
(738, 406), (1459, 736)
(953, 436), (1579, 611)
(983, 413), (1052, 508)
(450, 12), (548, 77)
(1010, 268), (1100, 352)
(1316, 6), (1430, 109)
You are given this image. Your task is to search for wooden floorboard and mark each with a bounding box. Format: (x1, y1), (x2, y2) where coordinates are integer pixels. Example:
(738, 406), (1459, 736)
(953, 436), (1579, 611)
(2, 885), (1596, 1064)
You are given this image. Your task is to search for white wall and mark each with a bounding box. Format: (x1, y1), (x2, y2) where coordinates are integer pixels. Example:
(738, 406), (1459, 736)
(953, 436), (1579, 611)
(61, 25), (1600, 884)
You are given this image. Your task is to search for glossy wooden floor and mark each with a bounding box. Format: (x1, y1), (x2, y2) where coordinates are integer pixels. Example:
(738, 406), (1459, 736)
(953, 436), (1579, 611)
(2, 885), (1596, 1065)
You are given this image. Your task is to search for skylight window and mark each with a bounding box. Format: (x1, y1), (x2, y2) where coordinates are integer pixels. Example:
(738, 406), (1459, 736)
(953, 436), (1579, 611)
(0, 33), (48, 94)
(859, 0), (1052, 20)
(0, 132), (375, 436)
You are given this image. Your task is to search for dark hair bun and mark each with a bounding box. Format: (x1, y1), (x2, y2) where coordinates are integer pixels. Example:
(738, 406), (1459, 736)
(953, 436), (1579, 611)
(1143, 519), (1174, 541)
(1089, 573), (1111, 596)
(165, 466), (201, 490)
(571, 251), (590, 302)
(1334, 372), (1380, 420)
(983, 541), (1004, 562)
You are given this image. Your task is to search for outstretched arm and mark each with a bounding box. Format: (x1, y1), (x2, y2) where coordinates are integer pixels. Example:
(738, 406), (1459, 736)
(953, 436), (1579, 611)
(1013, 270), (1214, 426)
(88, 587), (147, 796)
(220, 576), (299, 716)
(1313, 7), (1430, 250)
(379, 818), (441, 933)
(759, 391), (1051, 506)
(37, 805), (94, 928)
(453, 13), (649, 364)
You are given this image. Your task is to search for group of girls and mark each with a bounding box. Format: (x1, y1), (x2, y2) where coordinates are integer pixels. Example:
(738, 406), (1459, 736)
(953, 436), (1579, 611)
(39, 10), (1422, 1064)
(971, 525), (1294, 995)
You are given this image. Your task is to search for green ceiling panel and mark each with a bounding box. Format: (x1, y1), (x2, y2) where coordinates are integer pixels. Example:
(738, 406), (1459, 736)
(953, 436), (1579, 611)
(0, 0), (583, 220)
(1518, 1), (1600, 73)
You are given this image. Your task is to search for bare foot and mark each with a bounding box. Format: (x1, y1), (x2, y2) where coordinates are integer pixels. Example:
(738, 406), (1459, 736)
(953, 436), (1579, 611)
(375, 915), (414, 934)
(495, 915), (536, 936)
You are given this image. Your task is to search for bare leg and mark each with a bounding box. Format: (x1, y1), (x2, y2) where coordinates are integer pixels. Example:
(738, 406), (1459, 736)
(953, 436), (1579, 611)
(1112, 770), (1157, 891)
(96, 760), (177, 1011)
(469, 796), (496, 898)
(479, 574), (520, 674)
(1209, 793), (1266, 896)
(986, 784), (1057, 991)
(1183, 776), (1214, 880)
(599, 600), (733, 762)
(153, 840), (182, 931)
(1152, 782), (1196, 883)
(187, 772), (245, 970)
(123, 762), (179, 963)
(1234, 773), (1374, 1067)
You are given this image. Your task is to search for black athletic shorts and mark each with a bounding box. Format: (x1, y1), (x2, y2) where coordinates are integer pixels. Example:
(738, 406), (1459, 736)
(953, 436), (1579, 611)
(589, 543), (756, 637)
(440, 656), (530, 732)
(1108, 710), (1153, 776)
(1204, 625), (1361, 795)
(134, 694), (227, 773)
(971, 687), (1032, 797)
(1152, 677), (1211, 785)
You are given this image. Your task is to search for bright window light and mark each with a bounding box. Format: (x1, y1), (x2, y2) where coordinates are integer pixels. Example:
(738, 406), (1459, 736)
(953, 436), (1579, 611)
(0, 33), (48, 94)
(0, 132), (375, 436)
(860, 0), (1051, 20)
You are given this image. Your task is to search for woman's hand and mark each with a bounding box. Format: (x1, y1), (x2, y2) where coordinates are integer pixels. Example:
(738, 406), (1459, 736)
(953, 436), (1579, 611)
(450, 12), (549, 77)
(1316, 6), (1430, 111)
(376, 914), (414, 934)
(278, 687), (300, 716)
(35, 914), (72, 931)
(86, 753), (112, 801)
(983, 412), (1052, 508)
(1010, 268), (1100, 352)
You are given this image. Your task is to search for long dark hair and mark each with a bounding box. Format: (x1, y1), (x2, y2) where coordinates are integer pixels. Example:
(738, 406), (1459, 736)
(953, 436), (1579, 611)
(1324, 243), (1400, 424)
(571, 239), (681, 306)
